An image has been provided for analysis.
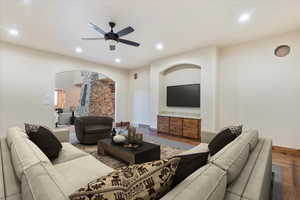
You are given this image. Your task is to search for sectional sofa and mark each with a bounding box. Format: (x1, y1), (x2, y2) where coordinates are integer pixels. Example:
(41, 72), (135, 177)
(0, 127), (271, 200)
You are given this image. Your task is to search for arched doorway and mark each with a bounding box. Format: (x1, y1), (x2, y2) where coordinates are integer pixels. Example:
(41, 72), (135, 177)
(54, 70), (115, 126)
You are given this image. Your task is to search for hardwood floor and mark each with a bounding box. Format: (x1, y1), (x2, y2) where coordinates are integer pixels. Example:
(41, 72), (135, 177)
(272, 151), (300, 200)
(144, 128), (300, 200)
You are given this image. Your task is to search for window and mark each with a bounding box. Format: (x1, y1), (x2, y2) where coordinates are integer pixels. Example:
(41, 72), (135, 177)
(54, 89), (65, 108)
(54, 90), (58, 106)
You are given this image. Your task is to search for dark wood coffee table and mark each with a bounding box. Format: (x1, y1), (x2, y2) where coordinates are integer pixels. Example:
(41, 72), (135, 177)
(97, 138), (160, 164)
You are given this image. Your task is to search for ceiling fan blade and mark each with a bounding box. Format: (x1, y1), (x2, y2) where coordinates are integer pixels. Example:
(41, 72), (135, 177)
(119, 39), (140, 47)
(81, 37), (105, 40)
(88, 22), (106, 35)
(116, 27), (134, 37)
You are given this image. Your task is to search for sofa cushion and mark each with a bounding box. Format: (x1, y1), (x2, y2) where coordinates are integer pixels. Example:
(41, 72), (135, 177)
(226, 139), (265, 197)
(208, 128), (238, 156)
(54, 155), (114, 193)
(172, 152), (209, 188)
(241, 139), (272, 200)
(84, 125), (111, 134)
(52, 143), (88, 165)
(21, 162), (70, 200)
(6, 127), (28, 149)
(224, 192), (241, 200)
(0, 139), (21, 200)
(69, 158), (180, 200)
(10, 137), (51, 180)
(161, 164), (227, 200)
(240, 129), (259, 151)
(210, 137), (250, 184)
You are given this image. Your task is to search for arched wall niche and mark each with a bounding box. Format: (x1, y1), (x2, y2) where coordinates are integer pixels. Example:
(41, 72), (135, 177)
(158, 63), (201, 115)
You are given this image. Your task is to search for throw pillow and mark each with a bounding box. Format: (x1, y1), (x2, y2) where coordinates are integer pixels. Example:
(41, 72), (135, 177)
(25, 124), (62, 160)
(221, 125), (243, 136)
(69, 157), (181, 200)
(208, 128), (237, 156)
(24, 123), (40, 134)
(172, 152), (209, 188)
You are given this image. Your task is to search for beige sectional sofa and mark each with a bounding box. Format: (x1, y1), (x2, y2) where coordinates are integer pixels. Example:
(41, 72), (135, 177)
(0, 127), (272, 200)
(162, 130), (272, 200)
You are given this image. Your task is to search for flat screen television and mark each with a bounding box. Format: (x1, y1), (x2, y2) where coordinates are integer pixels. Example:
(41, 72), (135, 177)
(167, 84), (200, 107)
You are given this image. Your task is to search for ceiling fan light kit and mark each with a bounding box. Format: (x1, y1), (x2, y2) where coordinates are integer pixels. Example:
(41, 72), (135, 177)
(82, 22), (140, 51)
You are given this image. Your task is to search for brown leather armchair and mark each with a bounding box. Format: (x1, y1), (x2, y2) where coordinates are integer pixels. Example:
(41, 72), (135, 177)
(75, 116), (113, 144)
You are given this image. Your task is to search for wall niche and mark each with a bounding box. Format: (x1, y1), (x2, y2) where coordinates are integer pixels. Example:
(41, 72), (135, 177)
(159, 64), (201, 116)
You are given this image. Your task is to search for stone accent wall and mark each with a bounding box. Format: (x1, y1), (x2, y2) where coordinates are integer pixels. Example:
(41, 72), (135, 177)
(77, 72), (115, 119)
(89, 78), (115, 119)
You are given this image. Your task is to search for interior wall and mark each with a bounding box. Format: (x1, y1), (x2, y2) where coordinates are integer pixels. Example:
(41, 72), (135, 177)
(161, 64), (201, 114)
(128, 66), (151, 126)
(55, 71), (82, 90)
(0, 42), (129, 135)
(55, 71), (82, 110)
(219, 31), (300, 149)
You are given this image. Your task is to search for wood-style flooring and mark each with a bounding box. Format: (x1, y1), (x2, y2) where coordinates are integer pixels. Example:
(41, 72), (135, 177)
(146, 129), (300, 200)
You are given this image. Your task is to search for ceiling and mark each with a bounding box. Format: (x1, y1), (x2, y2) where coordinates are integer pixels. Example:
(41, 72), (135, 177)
(1, 0), (300, 69)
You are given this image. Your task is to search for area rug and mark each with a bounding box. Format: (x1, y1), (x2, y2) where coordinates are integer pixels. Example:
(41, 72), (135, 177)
(73, 138), (186, 169)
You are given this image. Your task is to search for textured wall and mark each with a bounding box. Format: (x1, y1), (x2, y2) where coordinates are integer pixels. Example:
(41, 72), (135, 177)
(89, 78), (115, 119)
(78, 72), (115, 119)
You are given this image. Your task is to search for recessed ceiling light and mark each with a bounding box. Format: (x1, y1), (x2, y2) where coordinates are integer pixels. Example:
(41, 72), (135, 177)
(9, 29), (19, 36)
(115, 58), (121, 63)
(239, 13), (251, 23)
(156, 43), (164, 50)
(75, 47), (82, 53)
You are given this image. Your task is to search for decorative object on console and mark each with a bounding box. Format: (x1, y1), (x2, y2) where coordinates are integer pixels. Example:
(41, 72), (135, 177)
(69, 157), (180, 200)
(128, 126), (144, 145)
(208, 128), (238, 156)
(172, 152), (209, 188)
(70, 106), (76, 125)
(111, 128), (117, 143)
(112, 134), (126, 144)
(24, 123), (62, 160)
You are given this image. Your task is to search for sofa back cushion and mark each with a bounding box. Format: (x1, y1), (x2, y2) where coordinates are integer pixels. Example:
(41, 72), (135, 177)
(10, 136), (50, 180)
(0, 138), (22, 200)
(210, 137), (250, 184)
(240, 129), (259, 151)
(6, 127), (28, 149)
(160, 164), (227, 200)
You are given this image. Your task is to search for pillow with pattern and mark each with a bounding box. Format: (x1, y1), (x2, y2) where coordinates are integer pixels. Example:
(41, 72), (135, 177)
(25, 123), (40, 134)
(69, 157), (181, 200)
(221, 125), (243, 136)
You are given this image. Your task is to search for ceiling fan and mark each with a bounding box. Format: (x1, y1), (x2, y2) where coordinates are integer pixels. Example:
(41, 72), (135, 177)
(82, 22), (140, 51)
